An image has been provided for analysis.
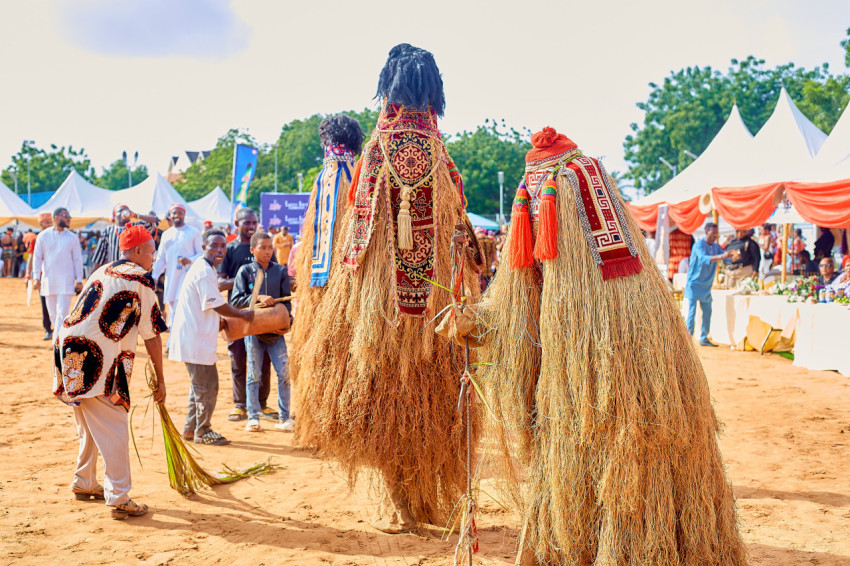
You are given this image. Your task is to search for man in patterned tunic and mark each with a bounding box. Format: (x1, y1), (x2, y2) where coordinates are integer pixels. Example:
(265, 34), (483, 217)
(54, 225), (168, 520)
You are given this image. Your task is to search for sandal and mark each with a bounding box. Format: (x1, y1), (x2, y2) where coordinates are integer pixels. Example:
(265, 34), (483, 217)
(245, 419), (262, 432)
(228, 407), (247, 422)
(181, 431), (194, 440)
(194, 431), (230, 445)
(72, 484), (105, 501)
(260, 407), (279, 421)
(110, 499), (148, 520)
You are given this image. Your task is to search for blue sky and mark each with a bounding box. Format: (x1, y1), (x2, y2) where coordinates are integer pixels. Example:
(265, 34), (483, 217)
(0, 0), (848, 201)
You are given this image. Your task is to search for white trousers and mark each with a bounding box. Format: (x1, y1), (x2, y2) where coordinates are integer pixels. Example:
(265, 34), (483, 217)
(45, 293), (73, 337)
(72, 396), (132, 506)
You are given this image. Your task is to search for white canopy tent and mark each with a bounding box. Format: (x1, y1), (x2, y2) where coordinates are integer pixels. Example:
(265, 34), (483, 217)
(0, 180), (37, 226)
(633, 88), (828, 224)
(634, 103), (755, 207)
(33, 170), (113, 228)
(112, 173), (200, 224)
(188, 186), (233, 225)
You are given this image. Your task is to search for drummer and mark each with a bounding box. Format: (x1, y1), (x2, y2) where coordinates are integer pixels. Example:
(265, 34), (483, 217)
(230, 231), (293, 433)
(169, 229), (254, 445)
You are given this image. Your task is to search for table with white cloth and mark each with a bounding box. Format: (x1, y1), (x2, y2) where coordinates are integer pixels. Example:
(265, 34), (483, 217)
(794, 303), (850, 377)
(679, 289), (849, 377)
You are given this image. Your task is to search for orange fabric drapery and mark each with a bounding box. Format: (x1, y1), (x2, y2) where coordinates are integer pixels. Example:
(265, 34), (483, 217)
(711, 183), (783, 229)
(626, 202), (659, 232)
(667, 195), (706, 234)
(784, 179), (850, 228)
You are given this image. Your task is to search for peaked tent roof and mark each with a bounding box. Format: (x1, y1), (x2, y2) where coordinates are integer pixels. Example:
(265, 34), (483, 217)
(634, 104), (754, 207)
(35, 170), (114, 228)
(112, 173), (198, 221)
(738, 86), (827, 184)
(0, 180), (36, 225)
(188, 186), (233, 225)
(804, 101), (850, 182)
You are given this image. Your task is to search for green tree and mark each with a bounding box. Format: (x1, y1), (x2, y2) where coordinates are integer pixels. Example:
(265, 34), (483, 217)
(446, 119), (531, 217)
(624, 56), (850, 195)
(842, 27), (850, 68)
(98, 159), (149, 191)
(1, 141), (95, 197)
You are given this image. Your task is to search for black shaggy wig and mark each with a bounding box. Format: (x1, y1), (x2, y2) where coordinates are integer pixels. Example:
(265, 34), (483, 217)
(318, 114), (365, 154)
(375, 43), (445, 117)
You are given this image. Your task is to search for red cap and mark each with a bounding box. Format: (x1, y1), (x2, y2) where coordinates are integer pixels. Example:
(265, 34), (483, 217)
(525, 127), (578, 167)
(119, 225), (153, 251)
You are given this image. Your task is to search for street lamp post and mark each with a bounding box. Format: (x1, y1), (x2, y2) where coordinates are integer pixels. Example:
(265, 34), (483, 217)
(123, 151), (139, 188)
(274, 145), (278, 192)
(297, 172), (304, 192)
(683, 150), (698, 160)
(658, 157), (676, 177)
(497, 171), (505, 226)
(25, 154), (32, 206)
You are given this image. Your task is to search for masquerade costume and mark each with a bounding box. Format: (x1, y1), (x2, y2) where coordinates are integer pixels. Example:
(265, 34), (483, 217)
(468, 128), (746, 565)
(296, 45), (482, 531)
(290, 116), (362, 421)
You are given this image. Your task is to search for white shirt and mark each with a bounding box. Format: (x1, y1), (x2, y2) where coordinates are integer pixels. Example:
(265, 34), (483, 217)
(32, 226), (83, 296)
(168, 257), (226, 365)
(153, 224), (203, 305)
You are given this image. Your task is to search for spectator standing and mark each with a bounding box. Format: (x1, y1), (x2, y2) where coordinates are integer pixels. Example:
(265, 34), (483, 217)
(273, 226), (294, 266)
(684, 222), (730, 347)
(757, 224), (776, 278)
(152, 204), (203, 323)
(32, 208), (84, 336)
(1, 228), (15, 277)
(26, 213), (55, 339)
(217, 207), (274, 422)
(54, 225), (167, 519)
(90, 204), (158, 271)
(169, 229), (253, 445)
(723, 229), (760, 288)
(230, 231), (293, 432)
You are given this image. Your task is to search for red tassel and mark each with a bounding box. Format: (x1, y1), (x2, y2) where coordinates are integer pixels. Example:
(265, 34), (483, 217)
(533, 178), (558, 261)
(510, 185), (534, 269)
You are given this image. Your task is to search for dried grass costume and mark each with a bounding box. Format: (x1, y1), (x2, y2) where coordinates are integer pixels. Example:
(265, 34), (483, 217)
(464, 129), (747, 565)
(296, 97), (482, 529)
(290, 115), (362, 415)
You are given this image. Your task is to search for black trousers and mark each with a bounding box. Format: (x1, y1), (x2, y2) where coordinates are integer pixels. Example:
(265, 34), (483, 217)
(228, 338), (271, 410)
(41, 295), (51, 333)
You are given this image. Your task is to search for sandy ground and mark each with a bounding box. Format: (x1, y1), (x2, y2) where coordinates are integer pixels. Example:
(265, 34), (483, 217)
(0, 277), (848, 566)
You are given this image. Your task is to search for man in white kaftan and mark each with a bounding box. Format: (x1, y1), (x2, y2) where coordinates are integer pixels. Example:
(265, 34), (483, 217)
(32, 207), (84, 336)
(152, 204), (203, 322)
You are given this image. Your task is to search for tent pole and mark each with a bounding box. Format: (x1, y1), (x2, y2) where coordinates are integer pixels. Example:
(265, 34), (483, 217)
(781, 223), (790, 284)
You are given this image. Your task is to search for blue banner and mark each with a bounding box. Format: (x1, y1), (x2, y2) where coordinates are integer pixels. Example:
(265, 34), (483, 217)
(231, 144), (259, 208)
(260, 192), (311, 236)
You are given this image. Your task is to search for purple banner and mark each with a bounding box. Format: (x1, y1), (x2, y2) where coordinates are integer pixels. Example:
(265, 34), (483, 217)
(260, 192), (311, 236)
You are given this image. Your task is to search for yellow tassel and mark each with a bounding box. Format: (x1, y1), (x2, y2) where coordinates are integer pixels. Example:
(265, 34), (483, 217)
(398, 195), (414, 250)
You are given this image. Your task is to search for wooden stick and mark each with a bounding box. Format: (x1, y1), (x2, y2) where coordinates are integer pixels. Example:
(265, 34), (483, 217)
(248, 269), (264, 312)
